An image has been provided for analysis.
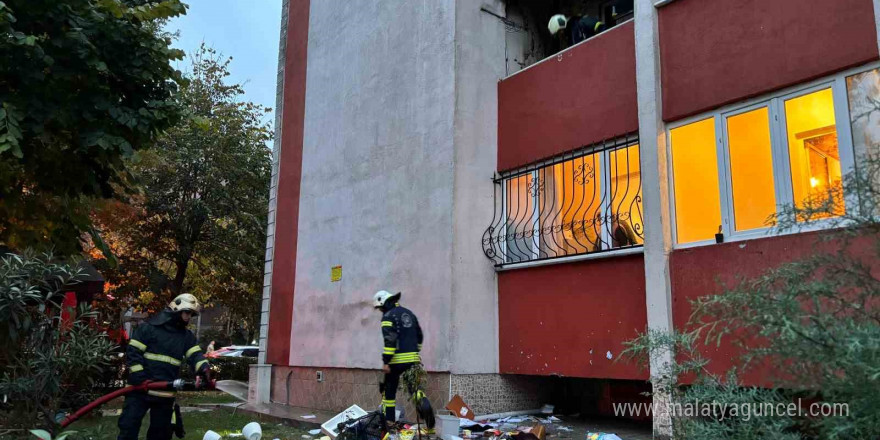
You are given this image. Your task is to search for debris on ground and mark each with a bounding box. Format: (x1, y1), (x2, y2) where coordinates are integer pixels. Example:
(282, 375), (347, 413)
(587, 434), (622, 440)
(243, 421), (263, 440)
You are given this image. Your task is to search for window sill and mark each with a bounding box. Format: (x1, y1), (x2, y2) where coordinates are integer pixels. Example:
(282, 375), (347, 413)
(495, 246), (644, 272)
(673, 217), (845, 250)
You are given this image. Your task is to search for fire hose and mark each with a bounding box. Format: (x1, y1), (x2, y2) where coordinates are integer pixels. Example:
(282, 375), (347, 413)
(59, 377), (216, 429)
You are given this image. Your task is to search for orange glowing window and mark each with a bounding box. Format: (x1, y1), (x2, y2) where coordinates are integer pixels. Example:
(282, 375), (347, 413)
(726, 107), (777, 231)
(670, 118), (722, 243)
(784, 88), (843, 217)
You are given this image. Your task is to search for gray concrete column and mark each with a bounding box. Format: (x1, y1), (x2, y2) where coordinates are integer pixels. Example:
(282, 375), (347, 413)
(874, 0), (880, 56)
(634, 0), (675, 438)
(250, 0), (290, 405)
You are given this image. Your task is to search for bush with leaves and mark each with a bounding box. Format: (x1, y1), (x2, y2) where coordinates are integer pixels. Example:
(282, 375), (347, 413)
(624, 154), (880, 439)
(0, 251), (115, 432)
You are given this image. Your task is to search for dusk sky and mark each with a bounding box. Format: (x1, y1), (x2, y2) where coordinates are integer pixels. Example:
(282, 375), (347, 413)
(167, 1), (283, 124)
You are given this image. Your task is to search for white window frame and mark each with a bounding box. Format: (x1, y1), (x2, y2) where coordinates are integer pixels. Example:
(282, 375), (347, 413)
(666, 62), (877, 249)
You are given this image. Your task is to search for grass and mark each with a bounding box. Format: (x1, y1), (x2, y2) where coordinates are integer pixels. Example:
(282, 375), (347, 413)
(66, 408), (312, 440)
(3, 393), (312, 440)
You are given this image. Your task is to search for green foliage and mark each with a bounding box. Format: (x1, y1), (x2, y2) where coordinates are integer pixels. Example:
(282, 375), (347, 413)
(0, 0), (186, 255)
(401, 363), (428, 404)
(89, 44), (271, 331)
(623, 156), (880, 439)
(0, 251), (116, 432)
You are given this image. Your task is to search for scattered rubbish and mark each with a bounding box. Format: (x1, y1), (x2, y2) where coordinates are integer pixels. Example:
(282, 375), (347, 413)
(557, 426), (573, 432)
(587, 434), (623, 440)
(445, 395), (475, 420)
(303, 415), (318, 419)
(548, 416), (561, 423)
(302, 436), (312, 439)
(399, 429), (415, 440)
(335, 410), (385, 440)
(322, 404), (369, 438)
(437, 413), (461, 440)
(228, 434), (243, 438)
(243, 422), (262, 440)
(203, 431), (221, 440)
(310, 430), (323, 435)
(540, 405), (554, 415)
(320, 437), (331, 440)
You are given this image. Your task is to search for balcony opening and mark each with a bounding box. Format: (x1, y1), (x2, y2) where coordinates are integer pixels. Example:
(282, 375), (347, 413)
(495, 0), (634, 74)
(483, 134), (643, 267)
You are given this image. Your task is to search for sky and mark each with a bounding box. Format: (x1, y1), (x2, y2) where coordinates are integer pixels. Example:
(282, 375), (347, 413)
(166, 0), (283, 121)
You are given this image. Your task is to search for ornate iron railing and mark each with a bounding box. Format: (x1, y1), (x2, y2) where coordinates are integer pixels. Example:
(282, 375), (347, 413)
(483, 134), (644, 266)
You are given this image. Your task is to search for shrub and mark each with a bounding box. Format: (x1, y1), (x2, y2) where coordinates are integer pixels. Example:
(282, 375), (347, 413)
(0, 251), (115, 432)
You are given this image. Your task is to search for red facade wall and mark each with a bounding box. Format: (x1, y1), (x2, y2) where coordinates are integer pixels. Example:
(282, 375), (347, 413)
(497, 22), (639, 172)
(669, 230), (873, 384)
(266, 0), (310, 366)
(659, 0), (879, 122)
(498, 255), (648, 380)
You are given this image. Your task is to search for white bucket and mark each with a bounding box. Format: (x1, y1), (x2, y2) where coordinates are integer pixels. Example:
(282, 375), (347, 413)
(435, 414), (460, 440)
(203, 430), (221, 440)
(243, 422), (263, 440)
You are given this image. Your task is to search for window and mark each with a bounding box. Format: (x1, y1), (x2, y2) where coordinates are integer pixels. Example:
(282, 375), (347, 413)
(668, 68), (867, 246)
(725, 106), (776, 231)
(483, 135), (642, 266)
(669, 118), (722, 243)
(783, 88), (843, 217)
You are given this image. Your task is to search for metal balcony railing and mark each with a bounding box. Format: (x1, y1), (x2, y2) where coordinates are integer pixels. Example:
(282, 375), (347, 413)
(483, 134), (644, 266)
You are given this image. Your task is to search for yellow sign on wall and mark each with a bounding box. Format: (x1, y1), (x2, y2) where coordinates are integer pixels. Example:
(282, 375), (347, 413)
(331, 266), (342, 282)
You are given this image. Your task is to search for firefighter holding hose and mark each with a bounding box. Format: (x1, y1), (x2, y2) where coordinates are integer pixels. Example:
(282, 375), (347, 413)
(118, 294), (212, 440)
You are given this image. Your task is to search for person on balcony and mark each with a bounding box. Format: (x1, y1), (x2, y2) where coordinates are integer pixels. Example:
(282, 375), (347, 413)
(548, 14), (607, 46)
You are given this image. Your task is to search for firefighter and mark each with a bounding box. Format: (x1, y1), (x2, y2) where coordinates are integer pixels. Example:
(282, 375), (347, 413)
(548, 13), (606, 46)
(118, 294), (212, 440)
(374, 290), (435, 428)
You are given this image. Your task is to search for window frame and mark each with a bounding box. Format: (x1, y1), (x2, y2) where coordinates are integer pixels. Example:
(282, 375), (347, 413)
(666, 63), (874, 249)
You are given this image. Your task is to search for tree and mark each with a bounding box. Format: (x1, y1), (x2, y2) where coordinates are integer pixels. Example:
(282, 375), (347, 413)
(90, 44), (272, 330)
(0, 0), (186, 255)
(624, 157), (880, 439)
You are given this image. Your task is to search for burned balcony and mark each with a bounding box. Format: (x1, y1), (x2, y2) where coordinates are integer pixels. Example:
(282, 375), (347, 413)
(483, 134), (643, 267)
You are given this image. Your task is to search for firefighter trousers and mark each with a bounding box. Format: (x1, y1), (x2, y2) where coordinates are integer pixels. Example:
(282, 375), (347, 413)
(117, 392), (174, 440)
(382, 363), (428, 422)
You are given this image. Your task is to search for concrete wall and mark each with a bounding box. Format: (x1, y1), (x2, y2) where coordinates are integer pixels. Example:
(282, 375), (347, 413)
(658, 0), (879, 121)
(497, 23), (639, 171)
(266, 0), (310, 365)
(289, 1), (457, 371)
(449, 1), (506, 375)
(497, 255), (648, 380)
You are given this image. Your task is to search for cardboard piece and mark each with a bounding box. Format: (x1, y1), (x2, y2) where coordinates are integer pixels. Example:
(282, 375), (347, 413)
(445, 395), (475, 420)
(531, 425), (545, 440)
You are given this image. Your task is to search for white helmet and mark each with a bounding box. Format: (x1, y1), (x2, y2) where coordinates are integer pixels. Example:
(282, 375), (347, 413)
(169, 293), (201, 315)
(548, 14), (568, 35)
(372, 290), (400, 309)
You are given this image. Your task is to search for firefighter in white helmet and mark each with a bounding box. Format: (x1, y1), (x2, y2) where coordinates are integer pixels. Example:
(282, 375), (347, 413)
(118, 294), (212, 440)
(548, 13), (606, 46)
(373, 290), (435, 427)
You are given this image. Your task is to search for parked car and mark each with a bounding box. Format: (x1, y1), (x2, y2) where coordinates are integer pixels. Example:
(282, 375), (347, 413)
(206, 345), (259, 358)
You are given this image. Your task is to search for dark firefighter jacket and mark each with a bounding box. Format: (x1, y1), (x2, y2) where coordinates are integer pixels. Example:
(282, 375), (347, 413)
(381, 304), (423, 365)
(126, 309), (210, 398)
